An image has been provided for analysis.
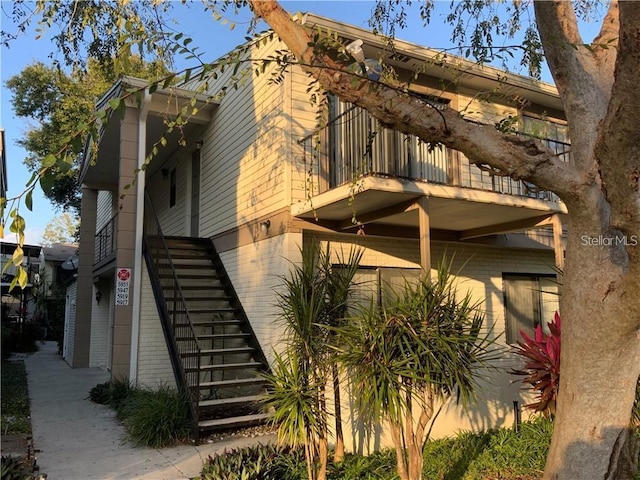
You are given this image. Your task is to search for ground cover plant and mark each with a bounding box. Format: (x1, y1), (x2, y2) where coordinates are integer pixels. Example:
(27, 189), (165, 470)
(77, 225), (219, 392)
(198, 418), (555, 480)
(88, 380), (190, 447)
(1, 361), (31, 435)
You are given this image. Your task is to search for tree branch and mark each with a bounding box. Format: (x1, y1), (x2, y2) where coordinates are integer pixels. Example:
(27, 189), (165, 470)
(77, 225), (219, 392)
(249, 0), (580, 200)
(533, 0), (611, 170)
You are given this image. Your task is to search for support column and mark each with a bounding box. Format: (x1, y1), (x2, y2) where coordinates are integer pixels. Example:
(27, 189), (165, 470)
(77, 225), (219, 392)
(417, 196), (431, 274)
(111, 107), (139, 380)
(74, 187), (98, 367)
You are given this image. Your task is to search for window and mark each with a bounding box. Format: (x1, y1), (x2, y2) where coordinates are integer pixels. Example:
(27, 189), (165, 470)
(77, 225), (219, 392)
(169, 168), (177, 207)
(346, 267), (422, 310)
(503, 273), (559, 344)
(521, 116), (570, 161)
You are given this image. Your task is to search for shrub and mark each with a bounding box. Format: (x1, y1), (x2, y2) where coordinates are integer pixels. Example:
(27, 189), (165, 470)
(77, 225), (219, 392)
(117, 385), (191, 447)
(108, 377), (135, 411)
(511, 312), (561, 416)
(88, 381), (111, 405)
(0, 456), (32, 480)
(1, 322), (40, 359)
(197, 443), (305, 480)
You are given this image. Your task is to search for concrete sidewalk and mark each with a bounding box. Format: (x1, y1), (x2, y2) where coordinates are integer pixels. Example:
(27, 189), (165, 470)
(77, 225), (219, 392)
(24, 342), (274, 480)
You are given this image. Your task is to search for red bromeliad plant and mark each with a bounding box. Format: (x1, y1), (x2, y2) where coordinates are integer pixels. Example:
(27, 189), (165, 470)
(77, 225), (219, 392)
(512, 312), (561, 417)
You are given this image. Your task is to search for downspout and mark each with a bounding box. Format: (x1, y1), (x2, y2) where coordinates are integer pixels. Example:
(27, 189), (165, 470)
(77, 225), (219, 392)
(129, 89), (151, 382)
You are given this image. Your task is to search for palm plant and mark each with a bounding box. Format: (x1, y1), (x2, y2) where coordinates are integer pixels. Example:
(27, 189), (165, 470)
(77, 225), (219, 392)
(263, 245), (330, 480)
(262, 243), (363, 479)
(336, 259), (499, 480)
(317, 246), (363, 462)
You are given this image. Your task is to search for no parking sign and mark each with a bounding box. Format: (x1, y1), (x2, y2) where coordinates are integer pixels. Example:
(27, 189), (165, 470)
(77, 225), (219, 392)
(115, 268), (132, 306)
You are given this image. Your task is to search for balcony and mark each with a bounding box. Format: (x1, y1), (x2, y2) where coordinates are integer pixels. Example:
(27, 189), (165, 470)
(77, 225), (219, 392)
(301, 103), (570, 201)
(94, 214), (118, 266)
(294, 102), (569, 240)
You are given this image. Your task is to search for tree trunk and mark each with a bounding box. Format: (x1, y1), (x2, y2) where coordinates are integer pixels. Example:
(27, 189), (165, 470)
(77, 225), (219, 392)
(332, 364), (345, 462)
(543, 220), (640, 480)
(390, 422), (410, 480)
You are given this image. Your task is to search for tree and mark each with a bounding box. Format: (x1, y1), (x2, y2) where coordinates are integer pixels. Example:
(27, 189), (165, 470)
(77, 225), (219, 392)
(6, 58), (168, 215)
(263, 244), (362, 479)
(41, 211), (80, 246)
(3, 1), (639, 479)
(337, 261), (495, 480)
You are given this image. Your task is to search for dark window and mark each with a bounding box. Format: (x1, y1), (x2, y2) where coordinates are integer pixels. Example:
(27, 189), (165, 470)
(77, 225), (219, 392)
(346, 267), (421, 309)
(503, 273), (558, 344)
(169, 168), (177, 207)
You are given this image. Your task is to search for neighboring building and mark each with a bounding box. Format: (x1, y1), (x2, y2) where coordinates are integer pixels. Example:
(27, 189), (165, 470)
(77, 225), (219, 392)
(1, 241), (42, 324)
(40, 244), (78, 356)
(41, 244), (78, 294)
(72, 15), (566, 444)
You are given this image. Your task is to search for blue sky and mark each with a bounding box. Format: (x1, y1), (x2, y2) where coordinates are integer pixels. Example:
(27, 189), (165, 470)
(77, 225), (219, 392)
(0, 1), (601, 246)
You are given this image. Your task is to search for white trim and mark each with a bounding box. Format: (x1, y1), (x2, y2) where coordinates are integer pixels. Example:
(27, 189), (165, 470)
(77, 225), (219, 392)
(129, 90), (151, 382)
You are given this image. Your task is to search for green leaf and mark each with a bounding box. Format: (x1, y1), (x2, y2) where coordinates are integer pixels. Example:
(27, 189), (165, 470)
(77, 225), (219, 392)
(108, 98), (122, 110)
(42, 154), (57, 168)
(25, 190), (33, 211)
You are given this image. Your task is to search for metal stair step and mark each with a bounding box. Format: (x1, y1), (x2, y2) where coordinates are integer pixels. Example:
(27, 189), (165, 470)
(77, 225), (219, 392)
(199, 377), (266, 389)
(196, 333), (251, 340)
(189, 307), (238, 314)
(185, 362), (263, 373)
(158, 273), (219, 279)
(166, 296), (232, 302)
(198, 413), (271, 431)
(177, 333), (250, 341)
(191, 319), (242, 327)
(181, 347), (254, 357)
(199, 394), (264, 408)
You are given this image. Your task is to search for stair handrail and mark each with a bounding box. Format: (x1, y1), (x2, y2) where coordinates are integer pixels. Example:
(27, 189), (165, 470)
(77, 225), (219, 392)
(142, 190), (201, 439)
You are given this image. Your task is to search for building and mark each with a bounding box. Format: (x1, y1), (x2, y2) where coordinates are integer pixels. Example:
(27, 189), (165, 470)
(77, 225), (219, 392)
(72, 14), (566, 443)
(1, 241), (42, 325)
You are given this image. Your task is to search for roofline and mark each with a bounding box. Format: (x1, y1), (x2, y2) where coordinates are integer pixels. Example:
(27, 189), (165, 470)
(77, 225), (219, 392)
(303, 13), (560, 103)
(80, 76), (218, 184)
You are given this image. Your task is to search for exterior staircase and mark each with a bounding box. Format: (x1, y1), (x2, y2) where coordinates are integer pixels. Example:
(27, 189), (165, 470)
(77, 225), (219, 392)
(143, 234), (271, 441)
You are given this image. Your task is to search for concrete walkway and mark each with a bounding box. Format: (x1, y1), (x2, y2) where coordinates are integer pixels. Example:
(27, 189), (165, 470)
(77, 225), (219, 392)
(24, 342), (274, 480)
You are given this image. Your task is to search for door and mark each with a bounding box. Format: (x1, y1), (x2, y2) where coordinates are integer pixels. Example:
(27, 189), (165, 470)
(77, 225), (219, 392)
(190, 150), (201, 236)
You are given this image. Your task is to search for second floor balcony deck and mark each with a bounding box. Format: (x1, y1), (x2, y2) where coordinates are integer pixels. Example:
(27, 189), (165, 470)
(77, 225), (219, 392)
(295, 101), (569, 240)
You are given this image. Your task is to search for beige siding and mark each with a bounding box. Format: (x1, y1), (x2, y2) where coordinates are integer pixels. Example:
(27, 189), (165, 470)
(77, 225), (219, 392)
(198, 38), (293, 237)
(136, 262), (176, 388)
(458, 91), (519, 126)
(217, 232), (303, 365)
(145, 158), (190, 237)
(288, 67), (326, 205)
(63, 282), (77, 364)
(89, 278), (111, 368)
(304, 232), (558, 447)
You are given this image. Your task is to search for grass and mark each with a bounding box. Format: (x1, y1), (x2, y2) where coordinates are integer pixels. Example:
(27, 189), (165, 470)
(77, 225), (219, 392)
(1, 361), (31, 435)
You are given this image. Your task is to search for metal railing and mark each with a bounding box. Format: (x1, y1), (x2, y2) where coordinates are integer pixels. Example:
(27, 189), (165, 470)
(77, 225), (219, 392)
(94, 214), (118, 264)
(300, 103), (570, 202)
(142, 191), (201, 439)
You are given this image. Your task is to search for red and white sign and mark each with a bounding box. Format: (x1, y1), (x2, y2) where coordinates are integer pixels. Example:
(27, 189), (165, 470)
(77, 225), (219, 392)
(115, 268), (132, 306)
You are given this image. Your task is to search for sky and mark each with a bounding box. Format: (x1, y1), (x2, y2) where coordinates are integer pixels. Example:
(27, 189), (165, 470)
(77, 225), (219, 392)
(0, 1), (603, 246)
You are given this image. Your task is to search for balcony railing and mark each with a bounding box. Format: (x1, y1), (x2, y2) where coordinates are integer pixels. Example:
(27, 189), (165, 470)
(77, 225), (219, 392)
(300, 103), (570, 202)
(94, 213), (118, 264)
